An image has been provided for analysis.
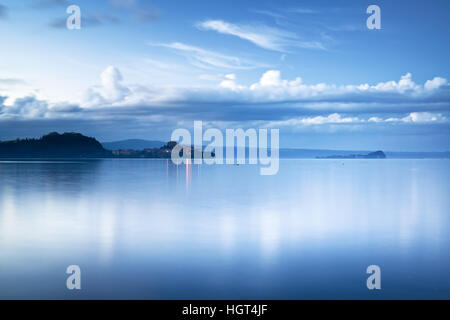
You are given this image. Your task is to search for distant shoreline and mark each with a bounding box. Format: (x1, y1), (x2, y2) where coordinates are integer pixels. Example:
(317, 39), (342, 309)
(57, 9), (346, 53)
(1, 157), (449, 162)
(1, 132), (449, 160)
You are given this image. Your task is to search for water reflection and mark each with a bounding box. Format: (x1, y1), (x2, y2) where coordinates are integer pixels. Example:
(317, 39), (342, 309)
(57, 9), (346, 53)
(0, 159), (449, 299)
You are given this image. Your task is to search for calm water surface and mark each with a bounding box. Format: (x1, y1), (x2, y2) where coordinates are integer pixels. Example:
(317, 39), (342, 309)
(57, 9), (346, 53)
(0, 159), (449, 299)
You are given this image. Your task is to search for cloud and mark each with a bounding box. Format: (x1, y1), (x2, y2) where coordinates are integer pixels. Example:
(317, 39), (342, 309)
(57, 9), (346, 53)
(215, 70), (450, 105)
(83, 66), (131, 107)
(288, 8), (318, 14)
(32, 0), (158, 24)
(225, 74), (236, 80)
(154, 42), (268, 70)
(46, 0), (157, 28)
(0, 78), (26, 86)
(2, 68), (449, 138)
(110, 0), (159, 22)
(31, 0), (69, 9)
(251, 10), (285, 19)
(271, 112), (448, 128)
(270, 113), (360, 127)
(425, 77), (448, 90)
(0, 4), (8, 19)
(99, 66), (130, 101)
(49, 14), (121, 29)
(109, 0), (136, 7)
(0, 96), (80, 120)
(197, 19), (325, 52)
(370, 73), (419, 93)
(386, 112), (448, 123)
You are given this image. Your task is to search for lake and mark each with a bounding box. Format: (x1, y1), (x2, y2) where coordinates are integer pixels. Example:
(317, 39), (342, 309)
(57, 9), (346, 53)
(0, 159), (449, 299)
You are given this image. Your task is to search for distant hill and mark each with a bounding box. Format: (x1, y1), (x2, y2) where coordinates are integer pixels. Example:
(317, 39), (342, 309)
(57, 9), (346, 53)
(102, 139), (165, 151)
(0, 132), (111, 158)
(1, 132), (449, 159)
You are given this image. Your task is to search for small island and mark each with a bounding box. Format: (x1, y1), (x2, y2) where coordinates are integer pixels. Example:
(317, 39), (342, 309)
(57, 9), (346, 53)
(316, 150), (386, 159)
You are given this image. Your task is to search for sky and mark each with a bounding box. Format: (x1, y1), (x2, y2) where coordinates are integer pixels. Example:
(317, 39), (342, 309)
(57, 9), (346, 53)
(0, 0), (449, 151)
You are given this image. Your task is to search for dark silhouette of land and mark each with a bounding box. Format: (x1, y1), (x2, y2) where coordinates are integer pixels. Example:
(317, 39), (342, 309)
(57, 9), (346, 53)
(0, 132), (111, 158)
(1, 132), (448, 159)
(316, 151), (386, 159)
(0, 133), (196, 159)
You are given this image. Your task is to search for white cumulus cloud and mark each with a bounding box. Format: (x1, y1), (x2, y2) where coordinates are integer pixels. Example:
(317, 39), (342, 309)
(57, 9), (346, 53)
(83, 66), (130, 107)
(218, 70), (449, 102)
(424, 77), (448, 90)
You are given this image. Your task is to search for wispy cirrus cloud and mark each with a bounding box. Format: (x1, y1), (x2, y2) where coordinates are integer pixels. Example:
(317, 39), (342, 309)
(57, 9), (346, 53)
(43, 0), (158, 28)
(31, 0), (69, 9)
(197, 19), (325, 52)
(0, 78), (26, 86)
(109, 0), (159, 22)
(152, 42), (269, 70)
(287, 7), (318, 14)
(49, 14), (121, 29)
(251, 9), (285, 19)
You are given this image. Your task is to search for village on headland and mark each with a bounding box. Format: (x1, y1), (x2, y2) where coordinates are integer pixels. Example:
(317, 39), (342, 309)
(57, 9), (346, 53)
(0, 132), (176, 159)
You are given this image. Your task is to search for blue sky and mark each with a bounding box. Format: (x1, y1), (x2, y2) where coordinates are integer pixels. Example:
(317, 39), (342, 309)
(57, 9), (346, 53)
(0, 0), (449, 151)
